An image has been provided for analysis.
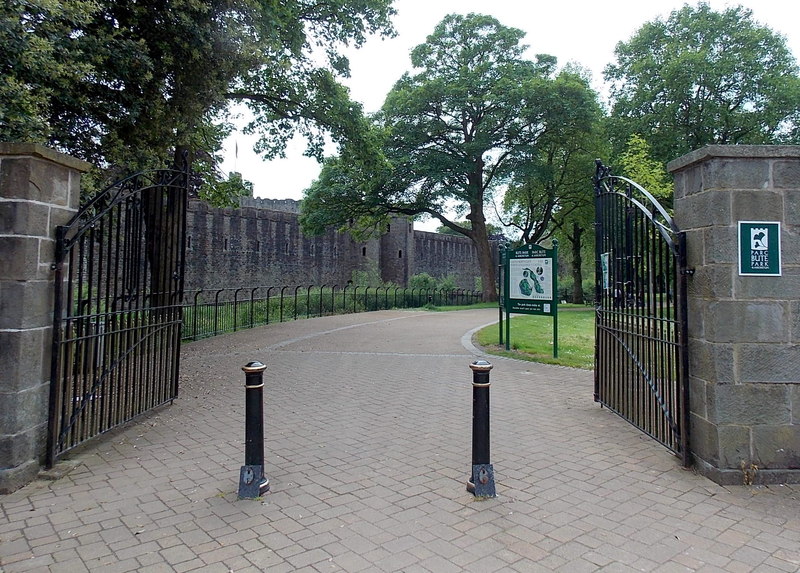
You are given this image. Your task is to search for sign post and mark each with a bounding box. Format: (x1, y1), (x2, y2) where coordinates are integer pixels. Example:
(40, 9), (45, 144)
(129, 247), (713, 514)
(502, 241), (559, 357)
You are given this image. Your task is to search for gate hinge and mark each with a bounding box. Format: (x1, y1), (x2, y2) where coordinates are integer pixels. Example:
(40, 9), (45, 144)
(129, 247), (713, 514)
(680, 267), (695, 276)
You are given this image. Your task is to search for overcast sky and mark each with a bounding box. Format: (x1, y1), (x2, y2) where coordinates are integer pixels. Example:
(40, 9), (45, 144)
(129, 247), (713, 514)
(220, 0), (800, 222)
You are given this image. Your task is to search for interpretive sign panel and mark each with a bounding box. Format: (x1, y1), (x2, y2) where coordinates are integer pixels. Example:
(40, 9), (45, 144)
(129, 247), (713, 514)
(504, 244), (557, 316)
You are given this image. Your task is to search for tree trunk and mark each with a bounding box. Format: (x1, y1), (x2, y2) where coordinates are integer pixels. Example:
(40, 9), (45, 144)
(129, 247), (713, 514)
(570, 222), (585, 304)
(469, 217), (498, 302)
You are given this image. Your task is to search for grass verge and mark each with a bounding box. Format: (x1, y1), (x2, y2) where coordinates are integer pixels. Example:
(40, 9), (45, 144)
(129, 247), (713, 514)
(474, 306), (595, 370)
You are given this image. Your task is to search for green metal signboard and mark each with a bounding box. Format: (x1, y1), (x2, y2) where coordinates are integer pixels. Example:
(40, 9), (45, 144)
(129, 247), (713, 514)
(738, 221), (781, 276)
(500, 242), (559, 355)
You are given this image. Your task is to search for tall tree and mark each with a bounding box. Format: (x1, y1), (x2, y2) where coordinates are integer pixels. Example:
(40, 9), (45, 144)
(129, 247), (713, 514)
(302, 13), (569, 301)
(1, 0), (395, 184)
(604, 2), (800, 165)
(499, 65), (604, 246)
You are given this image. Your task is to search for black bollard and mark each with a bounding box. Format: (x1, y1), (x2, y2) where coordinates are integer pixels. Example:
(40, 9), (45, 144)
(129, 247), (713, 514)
(238, 361), (270, 499)
(467, 359), (496, 497)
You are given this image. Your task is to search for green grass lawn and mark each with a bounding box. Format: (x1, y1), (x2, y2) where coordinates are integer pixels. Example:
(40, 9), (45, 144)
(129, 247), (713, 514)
(474, 306), (595, 369)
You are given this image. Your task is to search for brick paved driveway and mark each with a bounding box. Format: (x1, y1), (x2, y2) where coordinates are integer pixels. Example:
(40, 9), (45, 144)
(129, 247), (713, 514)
(2, 309), (799, 572)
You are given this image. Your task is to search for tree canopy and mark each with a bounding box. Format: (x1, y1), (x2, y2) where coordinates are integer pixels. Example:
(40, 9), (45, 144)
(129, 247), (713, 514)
(604, 2), (800, 165)
(302, 13), (591, 300)
(1, 0), (395, 182)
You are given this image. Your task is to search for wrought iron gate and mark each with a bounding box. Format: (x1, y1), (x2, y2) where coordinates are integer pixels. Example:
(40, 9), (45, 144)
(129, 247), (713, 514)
(593, 161), (691, 466)
(47, 161), (189, 466)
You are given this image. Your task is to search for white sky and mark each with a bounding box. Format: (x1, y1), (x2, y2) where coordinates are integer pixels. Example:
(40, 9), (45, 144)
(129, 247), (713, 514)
(220, 0), (800, 229)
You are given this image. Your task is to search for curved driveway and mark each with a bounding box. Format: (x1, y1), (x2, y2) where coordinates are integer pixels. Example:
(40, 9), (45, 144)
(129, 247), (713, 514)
(2, 309), (799, 572)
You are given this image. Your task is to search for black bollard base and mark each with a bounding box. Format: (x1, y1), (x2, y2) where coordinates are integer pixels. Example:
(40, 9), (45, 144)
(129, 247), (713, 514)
(467, 463), (496, 498)
(238, 464), (270, 499)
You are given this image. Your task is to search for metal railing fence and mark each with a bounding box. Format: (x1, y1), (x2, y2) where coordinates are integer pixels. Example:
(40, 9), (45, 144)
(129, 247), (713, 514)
(181, 285), (482, 341)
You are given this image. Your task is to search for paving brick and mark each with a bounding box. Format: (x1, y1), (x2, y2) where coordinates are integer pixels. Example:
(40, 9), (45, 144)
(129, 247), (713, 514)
(2, 310), (799, 572)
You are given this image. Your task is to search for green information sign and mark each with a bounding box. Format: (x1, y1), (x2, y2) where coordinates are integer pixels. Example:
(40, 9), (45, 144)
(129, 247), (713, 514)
(738, 221), (781, 276)
(499, 242), (559, 356)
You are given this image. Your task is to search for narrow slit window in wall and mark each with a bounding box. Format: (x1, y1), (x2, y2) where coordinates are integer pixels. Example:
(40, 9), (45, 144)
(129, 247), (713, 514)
(398, 250), (403, 258)
(223, 237), (228, 251)
(285, 241), (290, 255)
(187, 236), (192, 250)
(362, 246), (367, 256)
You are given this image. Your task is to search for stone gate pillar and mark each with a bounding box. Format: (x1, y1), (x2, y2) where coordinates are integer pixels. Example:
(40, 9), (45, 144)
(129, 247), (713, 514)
(669, 145), (799, 485)
(0, 143), (90, 492)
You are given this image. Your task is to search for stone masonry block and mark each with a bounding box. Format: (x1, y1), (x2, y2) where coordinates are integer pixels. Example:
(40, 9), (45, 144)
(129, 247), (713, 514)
(686, 298), (707, 339)
(773, 159), (800, 190)
(717, 424), (752, 470)
(0, 382), (49, 435)
(703, 226), (738, 265)
(0, 421), (47, 469)
(688, 265), (733, 300)
(0, 200), (51, 235)
(792, 385), (800, 424)
(706, 301), (787, 343)
(689, 376), (710, 419)
(683, 228), (705, 266)
(0, 236), (43, 280)
(793, 301), (800, 345)
(0, 156), (35, 200)
(689, 412), (720, 464)
(738, 344), (800, 383)
(0, 329), (49, 393)
(689, 341), (734, 386)
(752, 425), (800, 469)
(786, 190), (800, 231)
(674, 190), (731, 230)
(0, 280), (54, 330)
(710, 383), (790, 425)
(704, 158), (771, 191)
(731, 190), (784, 221)
(735, 268), (800, 300)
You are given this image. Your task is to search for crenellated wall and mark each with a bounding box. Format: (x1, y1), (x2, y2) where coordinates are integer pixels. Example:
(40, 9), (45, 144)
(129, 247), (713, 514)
(184, 199), (487, 291)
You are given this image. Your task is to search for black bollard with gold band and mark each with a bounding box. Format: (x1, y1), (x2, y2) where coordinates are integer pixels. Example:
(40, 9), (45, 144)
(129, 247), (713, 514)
(238, 361), (270, 499)
(467, 359), (496, 497)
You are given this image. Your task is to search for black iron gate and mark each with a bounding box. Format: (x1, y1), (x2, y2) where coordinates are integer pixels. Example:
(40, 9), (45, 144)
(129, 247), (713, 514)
(47, 161), (189, 466)
(593, 161), (691, 466)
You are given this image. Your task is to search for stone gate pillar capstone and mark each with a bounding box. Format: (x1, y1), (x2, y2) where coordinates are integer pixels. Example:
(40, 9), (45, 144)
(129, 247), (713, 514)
(0, 143), (90, 493)
(669, 145), (800, 485)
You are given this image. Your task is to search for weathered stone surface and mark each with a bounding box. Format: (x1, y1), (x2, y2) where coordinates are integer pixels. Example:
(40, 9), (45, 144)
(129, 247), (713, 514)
(688, 342), (734, 385)
(674, 190), (731, 230)
(0, 280), (53, 330)
(0, 382), (48, 435)
(702, 226), (738, 265)
(689, 376), (710, 418)
(710, 383), (790, 425)
(705, 158), (771, 191)
(0, 328), (49, 393)
(717, 424), (752, 469)
(0, 200), (51, 235)
(706, 301), (788, 343)
(0, 236), (41, 280)
(731, 189), (784, 220)
(689, 412), (719, 464)
(774, 159), (800, 190)
(752, 425), (800, 469)
(687, 264), (734, 300)
(738, 344), (800, 383)
(735, 268), (800, 300)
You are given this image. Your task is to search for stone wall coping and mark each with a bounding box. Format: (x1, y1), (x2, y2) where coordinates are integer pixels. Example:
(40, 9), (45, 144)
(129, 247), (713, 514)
(0, 143), (93, 173)
(667, 144), (800, 173)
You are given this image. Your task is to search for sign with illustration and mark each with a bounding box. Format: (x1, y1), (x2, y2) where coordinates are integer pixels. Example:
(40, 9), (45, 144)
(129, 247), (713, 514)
(738, 221), (781, 276)
(499, 242), (559, 357)
(504, 243), (557, 315)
